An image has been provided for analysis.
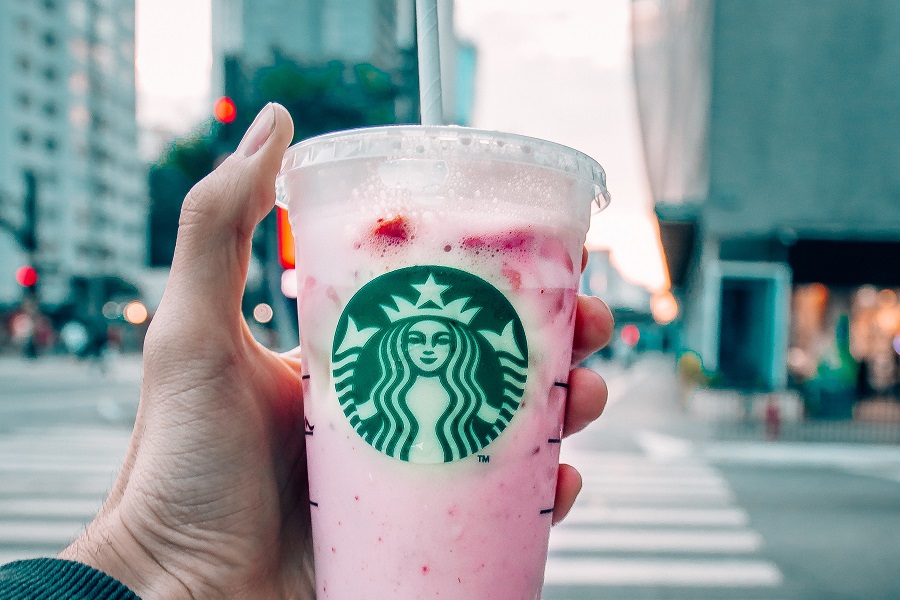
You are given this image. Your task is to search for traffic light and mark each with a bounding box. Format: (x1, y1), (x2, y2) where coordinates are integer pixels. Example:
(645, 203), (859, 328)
(276, 206), (295, 269)
(214, 96), (237, 124)
(214, 95), (239, 150)
(15, 265), (38, 287)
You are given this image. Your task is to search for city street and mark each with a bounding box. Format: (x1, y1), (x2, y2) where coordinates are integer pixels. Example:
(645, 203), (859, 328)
(1, 354), (899, 599)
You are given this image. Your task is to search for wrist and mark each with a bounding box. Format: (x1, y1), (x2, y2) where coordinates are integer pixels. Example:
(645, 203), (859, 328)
(59, 509), (192, 600)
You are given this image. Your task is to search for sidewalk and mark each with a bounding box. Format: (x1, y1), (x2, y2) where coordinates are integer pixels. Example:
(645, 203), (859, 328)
(588, 353), (900, 446)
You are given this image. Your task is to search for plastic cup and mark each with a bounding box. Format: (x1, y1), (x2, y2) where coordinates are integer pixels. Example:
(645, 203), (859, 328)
(276, 125), (609, 599)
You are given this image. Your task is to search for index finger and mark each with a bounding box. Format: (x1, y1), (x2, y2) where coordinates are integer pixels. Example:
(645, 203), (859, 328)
(571, 295), (614, 365)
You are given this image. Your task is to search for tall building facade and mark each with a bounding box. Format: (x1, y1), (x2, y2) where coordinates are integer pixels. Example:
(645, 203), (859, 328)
(210, 0), (470, 125)
(0, 0), (146, 310)
(211, 0), (401, 93)
(633, 0), (900, 395)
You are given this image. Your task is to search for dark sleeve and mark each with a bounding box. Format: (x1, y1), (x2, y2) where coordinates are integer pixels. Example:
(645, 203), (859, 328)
(0, 558), (139, 599)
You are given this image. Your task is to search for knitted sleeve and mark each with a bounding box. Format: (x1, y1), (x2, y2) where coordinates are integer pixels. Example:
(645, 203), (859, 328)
(0, 558), (139, 599)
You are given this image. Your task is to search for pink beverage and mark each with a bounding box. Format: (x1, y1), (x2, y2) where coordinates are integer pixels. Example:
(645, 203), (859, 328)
(277, 126), (609, 599)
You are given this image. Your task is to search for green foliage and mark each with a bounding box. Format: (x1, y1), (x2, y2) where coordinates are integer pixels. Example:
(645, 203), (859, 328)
(156, 122), (220, 182)
(148, 56), (407, 266)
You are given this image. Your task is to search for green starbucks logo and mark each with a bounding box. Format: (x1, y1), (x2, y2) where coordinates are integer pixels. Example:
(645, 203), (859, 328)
(333, 266), (528, 463)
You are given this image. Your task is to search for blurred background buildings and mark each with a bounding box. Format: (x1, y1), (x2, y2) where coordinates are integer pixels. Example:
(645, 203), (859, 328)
(633, 0), (900, 413)
(0, 0), (146, 313)
(210, 0), (474, 127)
(0, 0), (897, 423)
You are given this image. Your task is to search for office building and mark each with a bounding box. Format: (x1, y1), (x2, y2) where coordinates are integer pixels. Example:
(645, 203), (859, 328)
(0, 0), (146, 311)
(632, 0), (900, 395)
(212, 0), (400, 92)
(210, 0), (470, 125)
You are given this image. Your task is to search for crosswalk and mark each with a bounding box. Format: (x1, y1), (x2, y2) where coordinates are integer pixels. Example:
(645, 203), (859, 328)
(0, 426), (130, 566)
(544, 433), (784, 599)
(0, 424), (786, 598)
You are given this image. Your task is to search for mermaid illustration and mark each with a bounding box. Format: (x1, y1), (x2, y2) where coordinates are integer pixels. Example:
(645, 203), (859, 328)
(333, 269), (528, 463)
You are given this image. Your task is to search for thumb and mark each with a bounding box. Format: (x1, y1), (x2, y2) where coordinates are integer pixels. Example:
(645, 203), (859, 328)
(155, 103), (294, 343)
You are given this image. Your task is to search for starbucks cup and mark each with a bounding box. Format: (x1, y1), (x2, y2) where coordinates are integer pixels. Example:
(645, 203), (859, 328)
(276, 125), (609, 599)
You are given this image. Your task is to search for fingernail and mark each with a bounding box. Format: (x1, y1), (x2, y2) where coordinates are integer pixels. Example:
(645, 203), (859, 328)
(237, 103), (275, 157)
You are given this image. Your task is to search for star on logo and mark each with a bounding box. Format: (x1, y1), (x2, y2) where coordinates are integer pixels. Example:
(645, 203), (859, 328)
(412, 274), (450, 308)
(382, 273), (480, 325)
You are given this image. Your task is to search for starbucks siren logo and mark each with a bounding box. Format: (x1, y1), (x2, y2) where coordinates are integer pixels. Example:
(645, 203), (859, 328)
(332, 266), (528, 463)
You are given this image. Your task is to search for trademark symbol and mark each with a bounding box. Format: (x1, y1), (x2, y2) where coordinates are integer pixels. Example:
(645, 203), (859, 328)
(477, 455), (490, 463)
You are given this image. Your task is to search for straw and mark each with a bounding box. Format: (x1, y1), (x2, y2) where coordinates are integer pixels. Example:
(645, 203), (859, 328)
(415, 0), (444, 125)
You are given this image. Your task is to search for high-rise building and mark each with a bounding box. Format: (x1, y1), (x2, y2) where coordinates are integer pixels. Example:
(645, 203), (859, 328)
(0, 0), (147, 311)
(211, 0), (401, 95)
(210, 0), (471, 125)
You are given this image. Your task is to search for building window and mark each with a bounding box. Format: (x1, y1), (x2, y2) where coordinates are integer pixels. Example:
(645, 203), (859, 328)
(43, 0), (58, 11)
(45, 138), (58, 153)
(70, 38), (89, 61)
(97, 15), (115, 42)
(17, 56), (32, 72)
(42, 102), (59, 117)
(70, 104), (90, 127)
(69, 72), (89, 95)
(91, 113), (108, 131)
(43, 32), (58, 48)
(69, 2), (88, 29)
(16, 92), (32, 108)
(42, 66), (58, 81)
(18, 130), (34, 146)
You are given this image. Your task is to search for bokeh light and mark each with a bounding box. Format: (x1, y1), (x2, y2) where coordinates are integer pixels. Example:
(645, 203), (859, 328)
(214, 96), (237, 123)
(123, 301), (149, 325)
(621, 324), (640, 346)
(651, 291), (679, 324)
(15, 265), (38, 287)
(281, 269), (298, 299)
(877, 288), (897, 307)
(253, 303), (274, 324)
(102, 301), (120, 319)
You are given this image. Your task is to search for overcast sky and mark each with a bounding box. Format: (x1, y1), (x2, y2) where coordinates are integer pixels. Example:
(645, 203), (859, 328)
(136, 0), (667, 291)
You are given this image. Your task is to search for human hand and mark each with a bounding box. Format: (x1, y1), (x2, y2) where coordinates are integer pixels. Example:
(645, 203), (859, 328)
(60, 104), (613, 599)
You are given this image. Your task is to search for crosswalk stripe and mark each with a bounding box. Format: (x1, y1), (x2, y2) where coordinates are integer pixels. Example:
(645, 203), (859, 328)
(580, 480), (731, 494)
(543, 558), (784, 587)
(2, 474), (117, 497)
(572, 460), (716, 472)
(0, 521), (85, 546)
(0, 463), (120, 474)
(0, 499), (102, 520)
(562, 506), (750, 526)
(580, 475), (727, 486)
(0, 550), (59, 565)
(549, 528), (763, 553)
(583, 488), (735, 504)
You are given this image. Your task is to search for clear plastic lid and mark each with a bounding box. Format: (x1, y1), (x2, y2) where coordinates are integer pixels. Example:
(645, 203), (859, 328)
(277, 125), (611, 212)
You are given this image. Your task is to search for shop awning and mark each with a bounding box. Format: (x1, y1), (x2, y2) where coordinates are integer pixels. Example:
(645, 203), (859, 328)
(789, 239), (900, 287)
(655, 202), (699, 288)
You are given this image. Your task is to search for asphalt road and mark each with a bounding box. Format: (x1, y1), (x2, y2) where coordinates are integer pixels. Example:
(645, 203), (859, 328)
(0, 353), (898, 599)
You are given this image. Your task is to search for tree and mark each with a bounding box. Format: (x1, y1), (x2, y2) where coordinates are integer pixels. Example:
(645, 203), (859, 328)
(148, 57), (406, 267)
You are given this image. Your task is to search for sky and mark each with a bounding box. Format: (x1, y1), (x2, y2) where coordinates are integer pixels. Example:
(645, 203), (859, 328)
(135, 0), (668, 292)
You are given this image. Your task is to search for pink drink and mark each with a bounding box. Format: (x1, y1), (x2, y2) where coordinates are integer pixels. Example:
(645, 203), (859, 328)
(277, 126), (609, 599)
